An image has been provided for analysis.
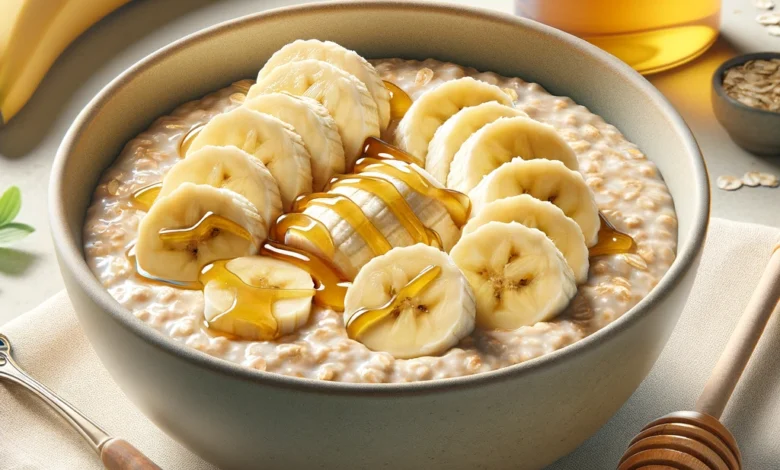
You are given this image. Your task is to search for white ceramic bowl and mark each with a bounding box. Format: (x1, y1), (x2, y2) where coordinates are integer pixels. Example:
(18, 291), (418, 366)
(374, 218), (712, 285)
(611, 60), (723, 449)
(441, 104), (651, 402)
(50, 3), (709, 469)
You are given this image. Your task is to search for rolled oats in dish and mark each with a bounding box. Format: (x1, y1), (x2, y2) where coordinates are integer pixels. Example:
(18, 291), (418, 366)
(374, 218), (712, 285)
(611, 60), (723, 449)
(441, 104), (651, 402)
(721, 58), (780, 112)
(83, 54), (677, 384)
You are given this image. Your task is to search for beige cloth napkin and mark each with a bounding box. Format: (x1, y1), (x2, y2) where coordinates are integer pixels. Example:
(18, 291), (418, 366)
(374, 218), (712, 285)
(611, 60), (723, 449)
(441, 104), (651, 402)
(1, 217), (779, 470)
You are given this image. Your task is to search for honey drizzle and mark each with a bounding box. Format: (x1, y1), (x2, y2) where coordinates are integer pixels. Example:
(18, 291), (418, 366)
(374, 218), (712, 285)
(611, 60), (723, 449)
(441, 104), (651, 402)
(200, 259), (315, 341)
(125, 244), (201, 290)
(260, 241), (350, 311)
(179, 123), (204, 156)
(589, 214), (636, 257)
(293, 192), (393, 257)
(128, 134), (470, 320)
(158, 211), (254, 247)
(272, 213), (337, 258)
(362, 136), (417, 164)
(354, 157), (471, 227)
(130, 182), (162, 210)
(383, 80), (413, 120)
(346, 265), (441, 339)
(328, 174), (442, 249)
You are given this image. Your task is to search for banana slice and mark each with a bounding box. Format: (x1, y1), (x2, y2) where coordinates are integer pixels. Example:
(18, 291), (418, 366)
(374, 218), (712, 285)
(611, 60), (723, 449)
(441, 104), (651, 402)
(447, 116), (579, 193)
(450, 221), (577, 330)
(135, 183), (265, 282)
(426, 101), (527, 185)
(359, 163), (462, 252)
(244, 93), (345, 191)
(283, 165), (461, 280)
(468, 158), (600, 246)
(462, 195), (589, 283)
(257, 40), (391, 129)
(247, 59), (379, 167)
(203, 256), (315, 338)
(395, 77), (513, 164)
(343, 244), (476, 359)
(186, 106), (312, 211)
(159, 145), (283, 229)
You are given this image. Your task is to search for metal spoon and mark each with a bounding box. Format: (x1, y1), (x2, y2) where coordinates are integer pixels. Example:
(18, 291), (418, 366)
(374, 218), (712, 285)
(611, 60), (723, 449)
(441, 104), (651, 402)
(0, 333), (161, 469)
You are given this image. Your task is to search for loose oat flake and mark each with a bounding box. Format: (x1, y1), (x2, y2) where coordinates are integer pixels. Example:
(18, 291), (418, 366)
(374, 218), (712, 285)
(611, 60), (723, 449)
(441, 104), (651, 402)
(742, 171), (762, 186)
(767, 25), (780, 36)
(754, 0), (775, 9)
(758, 172), (780, 187)
(717, 175), (743, 191)
(757, 12), (780, 24)
(722, 59), (780, 112)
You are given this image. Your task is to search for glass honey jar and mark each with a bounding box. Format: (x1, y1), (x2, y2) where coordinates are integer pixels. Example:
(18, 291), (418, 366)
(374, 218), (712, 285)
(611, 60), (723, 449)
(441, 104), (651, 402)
(515, 0), (721, 74)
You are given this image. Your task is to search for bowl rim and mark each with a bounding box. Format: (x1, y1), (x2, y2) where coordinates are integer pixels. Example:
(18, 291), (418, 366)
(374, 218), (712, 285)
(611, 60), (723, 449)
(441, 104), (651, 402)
(711, 51), (780, 119)
(49, 0), (710, 396)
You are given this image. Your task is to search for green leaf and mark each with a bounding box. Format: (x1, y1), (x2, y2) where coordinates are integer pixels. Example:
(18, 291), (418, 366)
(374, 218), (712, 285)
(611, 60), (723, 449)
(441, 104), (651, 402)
(0, 186), (22, 226)
(0, 222), (35, 245)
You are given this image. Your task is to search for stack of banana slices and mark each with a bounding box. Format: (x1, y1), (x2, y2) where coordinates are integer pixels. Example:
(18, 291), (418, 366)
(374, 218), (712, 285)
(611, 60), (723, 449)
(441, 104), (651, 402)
(344, 72), (601, 358)
(132, 39), (601, 360)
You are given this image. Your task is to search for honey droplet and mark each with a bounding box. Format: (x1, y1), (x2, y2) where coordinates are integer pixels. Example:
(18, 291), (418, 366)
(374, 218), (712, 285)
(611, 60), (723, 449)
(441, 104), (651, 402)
(346, 265), (441, 339)
(354, 157), (471, 227)
(200, 259), (315, 341)
(384, 80), (412, 120)
(261, 241), (350, 311)
(158, 211), (254, 247)
(589, 214), (636, 257)
(293, 192), (392, 257)
(179, 124), (204, 157)
(131, 182), (162, 210)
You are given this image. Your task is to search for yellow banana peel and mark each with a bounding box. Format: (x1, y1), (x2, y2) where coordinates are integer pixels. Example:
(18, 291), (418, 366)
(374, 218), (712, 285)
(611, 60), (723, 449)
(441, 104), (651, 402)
(0, 0), (131, 124)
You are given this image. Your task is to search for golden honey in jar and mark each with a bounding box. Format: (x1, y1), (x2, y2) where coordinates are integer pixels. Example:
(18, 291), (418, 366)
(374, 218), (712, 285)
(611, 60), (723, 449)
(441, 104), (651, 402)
(515, 0), (721, 74)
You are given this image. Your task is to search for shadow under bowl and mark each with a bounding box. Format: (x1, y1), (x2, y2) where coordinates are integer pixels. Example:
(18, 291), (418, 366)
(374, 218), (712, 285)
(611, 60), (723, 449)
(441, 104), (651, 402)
(712, 52), (780, 156)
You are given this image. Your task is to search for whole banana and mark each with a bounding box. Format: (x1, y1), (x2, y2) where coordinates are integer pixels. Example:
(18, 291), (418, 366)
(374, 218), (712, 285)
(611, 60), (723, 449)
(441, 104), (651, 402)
(0, 0), (131, 124)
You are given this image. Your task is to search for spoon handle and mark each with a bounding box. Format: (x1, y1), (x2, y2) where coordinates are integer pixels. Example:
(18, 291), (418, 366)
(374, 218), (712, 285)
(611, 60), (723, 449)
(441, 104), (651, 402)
(0, 348), (112, 451)
(695, 243), (780, 419)
(101, 438), (162, 470)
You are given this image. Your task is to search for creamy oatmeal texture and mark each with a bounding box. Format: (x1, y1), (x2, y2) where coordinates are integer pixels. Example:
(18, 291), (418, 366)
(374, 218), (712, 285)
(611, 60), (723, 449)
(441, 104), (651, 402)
(84, 59), (677, 383)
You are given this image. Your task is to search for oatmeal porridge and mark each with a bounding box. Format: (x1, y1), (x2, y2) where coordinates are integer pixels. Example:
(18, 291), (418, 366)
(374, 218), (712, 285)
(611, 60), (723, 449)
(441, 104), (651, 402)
(83, 40), (677, 383)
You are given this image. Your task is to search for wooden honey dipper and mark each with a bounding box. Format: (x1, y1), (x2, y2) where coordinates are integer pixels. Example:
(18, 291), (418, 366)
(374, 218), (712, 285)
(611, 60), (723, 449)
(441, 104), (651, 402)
(618, 243), (780, 470)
